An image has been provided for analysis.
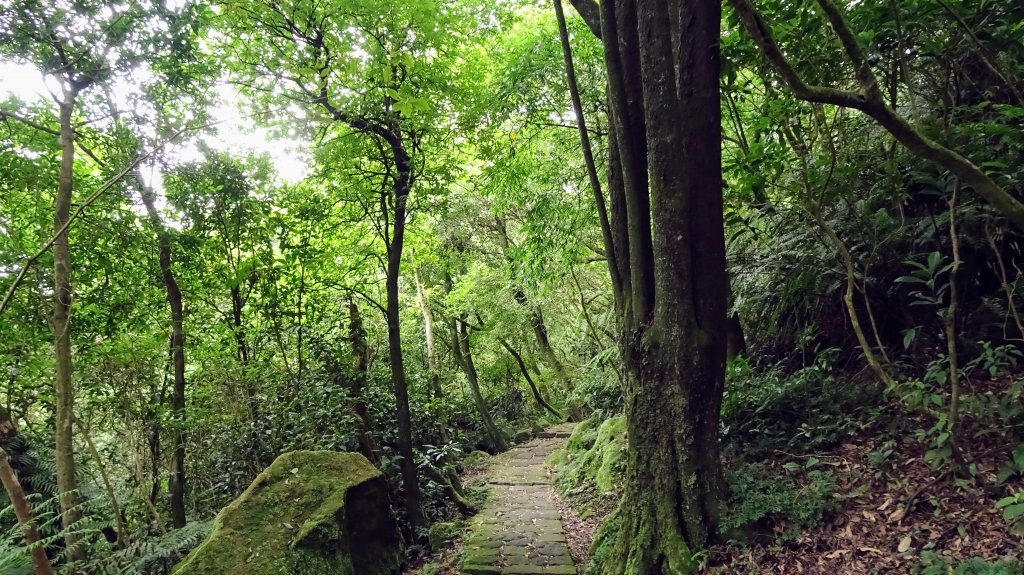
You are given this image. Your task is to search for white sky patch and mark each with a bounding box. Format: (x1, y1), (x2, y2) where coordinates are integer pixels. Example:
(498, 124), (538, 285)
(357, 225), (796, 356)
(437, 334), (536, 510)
(0, 62), (51, 102)
(0, 62), (310, 185)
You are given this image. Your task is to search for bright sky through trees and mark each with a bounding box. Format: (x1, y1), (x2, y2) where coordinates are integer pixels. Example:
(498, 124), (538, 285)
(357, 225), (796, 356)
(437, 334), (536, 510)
(0, 61), (309, 184)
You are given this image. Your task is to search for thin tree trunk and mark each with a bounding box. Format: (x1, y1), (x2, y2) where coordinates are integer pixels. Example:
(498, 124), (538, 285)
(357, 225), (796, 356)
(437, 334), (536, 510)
(296, 265), (305, 387)
(945, 188), (965, 468)
(985, 222), (1024, 339)
(136, 176), (188, 529)
(450, 317), (508, 452)
(53, 90), (83, 559)
(498, 338), (562, 419)
(0, 446), (55, 575)
(77, 420), (126, 547)
(554, 0), (620, 295)
(414, 265), (443, 399)
(384, 145), (422, 530)
(347, 301), (380, 465)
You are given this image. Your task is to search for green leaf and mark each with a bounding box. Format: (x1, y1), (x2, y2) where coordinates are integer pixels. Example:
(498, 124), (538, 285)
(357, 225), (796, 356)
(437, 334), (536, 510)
(996, 496), (1017, 508)
(903, 328), (917, 349)
(1013, 444), (1024, 470)
(1003, 503), (1024, 521)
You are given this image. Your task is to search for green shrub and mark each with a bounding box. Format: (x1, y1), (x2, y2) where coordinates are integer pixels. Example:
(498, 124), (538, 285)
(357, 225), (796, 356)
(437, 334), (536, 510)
(721, 352), (878, 456)
(721, 463), (835, 542)
(570, 349), (623, 416)
(917, 553), (1024, 575)
(566, 417), (600, 451)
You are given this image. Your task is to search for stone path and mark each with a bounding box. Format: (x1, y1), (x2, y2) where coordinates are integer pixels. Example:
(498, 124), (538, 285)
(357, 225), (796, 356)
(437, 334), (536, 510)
(461, 424), (577, 575)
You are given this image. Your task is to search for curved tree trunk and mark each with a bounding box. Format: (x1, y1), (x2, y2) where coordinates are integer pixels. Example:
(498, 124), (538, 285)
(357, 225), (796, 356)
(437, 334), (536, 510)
(450, 317), (508, 452)
(499, 338), (563, 419)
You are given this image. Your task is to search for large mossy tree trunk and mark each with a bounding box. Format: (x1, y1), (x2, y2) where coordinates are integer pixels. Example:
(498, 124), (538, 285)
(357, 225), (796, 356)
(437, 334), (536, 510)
(562, 0), (728, 571)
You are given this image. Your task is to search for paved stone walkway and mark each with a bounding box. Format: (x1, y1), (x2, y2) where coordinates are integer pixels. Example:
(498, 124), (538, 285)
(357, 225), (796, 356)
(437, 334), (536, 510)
(461, 424), (577, 575)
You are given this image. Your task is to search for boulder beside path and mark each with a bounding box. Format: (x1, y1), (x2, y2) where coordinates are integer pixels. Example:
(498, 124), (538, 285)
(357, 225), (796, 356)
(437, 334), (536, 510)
(174, 450), (400, 575)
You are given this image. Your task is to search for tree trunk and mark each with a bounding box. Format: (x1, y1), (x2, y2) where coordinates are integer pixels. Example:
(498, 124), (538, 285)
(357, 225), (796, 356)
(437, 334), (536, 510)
(499, 338), (562, 419)
(78, 420), (126, 547)
(53, 91), (83, 559)
(346, 301), (380, 465)
(450, 317), (508, 452)
(414, 265), (443, 399)
(567, 0), (728, 571)
(136, 179), (188, 529)
(726, 313), (747, 361)
(384, 140), (422, 531)
(0, 446), (55, 575)
(0, 406), (39, 498)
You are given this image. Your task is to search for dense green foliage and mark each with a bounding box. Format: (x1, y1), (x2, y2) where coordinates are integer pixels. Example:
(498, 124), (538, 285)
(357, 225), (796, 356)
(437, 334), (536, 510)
(1, 0), (1023, 573)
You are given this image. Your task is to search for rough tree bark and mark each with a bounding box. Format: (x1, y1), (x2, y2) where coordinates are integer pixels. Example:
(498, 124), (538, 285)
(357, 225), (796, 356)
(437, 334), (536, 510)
(565, 0), (728, 571)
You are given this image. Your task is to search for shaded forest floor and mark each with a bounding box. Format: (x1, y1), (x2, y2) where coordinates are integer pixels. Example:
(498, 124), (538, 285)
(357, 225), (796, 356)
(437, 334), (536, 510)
(705, 428), (1023, 573)
(553, 382), (1024, 574)
(412, 377), (1023, 574)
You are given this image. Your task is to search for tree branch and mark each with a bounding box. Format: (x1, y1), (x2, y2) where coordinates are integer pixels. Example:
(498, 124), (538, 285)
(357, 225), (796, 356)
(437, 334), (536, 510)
(566, 0), (602, 39)
(727, 0), (1024, 230)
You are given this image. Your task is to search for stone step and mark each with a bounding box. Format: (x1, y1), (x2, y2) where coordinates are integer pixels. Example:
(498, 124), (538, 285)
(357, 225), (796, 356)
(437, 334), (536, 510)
(460, 430), (577, 575)
(462, 566), (576, 574)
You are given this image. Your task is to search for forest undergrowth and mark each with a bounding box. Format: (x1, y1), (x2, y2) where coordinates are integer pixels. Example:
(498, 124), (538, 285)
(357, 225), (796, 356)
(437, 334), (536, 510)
(551, 355), (1024, 574)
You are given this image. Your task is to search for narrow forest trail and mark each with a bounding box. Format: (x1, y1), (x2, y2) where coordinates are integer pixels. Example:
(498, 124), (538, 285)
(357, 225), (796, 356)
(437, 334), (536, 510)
(461, 424), (578, 575)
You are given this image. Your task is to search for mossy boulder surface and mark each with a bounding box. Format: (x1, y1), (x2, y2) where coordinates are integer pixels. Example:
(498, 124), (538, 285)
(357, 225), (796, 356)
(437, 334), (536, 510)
(173, 451), (400, 575)
(555, 415), (627, 494)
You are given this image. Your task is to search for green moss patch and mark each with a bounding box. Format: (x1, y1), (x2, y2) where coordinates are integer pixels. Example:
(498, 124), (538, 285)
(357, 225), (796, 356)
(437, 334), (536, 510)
(555, 416), (626, 495)
(173, 451), (400, 575)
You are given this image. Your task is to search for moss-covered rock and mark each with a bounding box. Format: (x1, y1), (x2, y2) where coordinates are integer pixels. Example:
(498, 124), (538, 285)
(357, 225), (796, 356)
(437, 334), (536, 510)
(173, 451), (400, 575)
(427, 520), (463, 550)
(463, 450), (491, 468)
(555, 416), (627, 494)
(512, 429), (532, 444)
(530, 420), (546, 435)
(566, 417), (600, 451)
